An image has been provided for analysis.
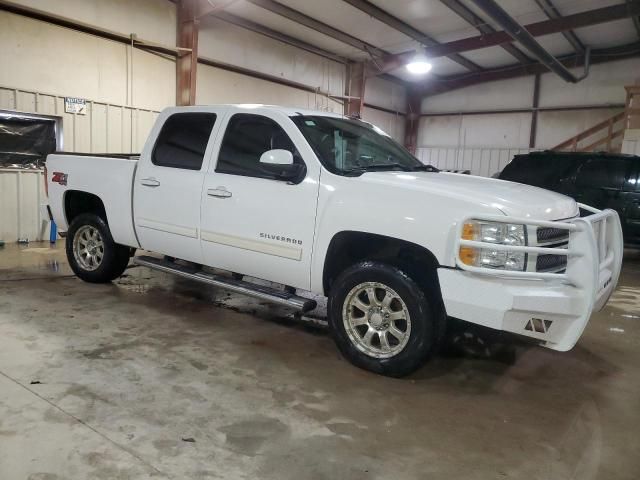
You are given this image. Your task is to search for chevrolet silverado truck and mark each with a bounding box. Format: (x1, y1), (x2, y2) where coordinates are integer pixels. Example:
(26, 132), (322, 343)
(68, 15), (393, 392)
(45, 105), (624, 376)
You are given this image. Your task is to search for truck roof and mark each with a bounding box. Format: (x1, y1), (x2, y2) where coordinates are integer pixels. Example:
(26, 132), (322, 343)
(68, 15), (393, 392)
(515, 150), (639, 160)
(162, 104), (346, 118)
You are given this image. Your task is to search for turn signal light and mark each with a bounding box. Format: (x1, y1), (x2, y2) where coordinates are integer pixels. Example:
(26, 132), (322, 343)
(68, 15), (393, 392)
(459, 222), (477, 266)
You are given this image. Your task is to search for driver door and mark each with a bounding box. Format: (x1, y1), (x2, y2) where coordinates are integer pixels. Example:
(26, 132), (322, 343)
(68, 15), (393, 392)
(200, 111), (320, 289)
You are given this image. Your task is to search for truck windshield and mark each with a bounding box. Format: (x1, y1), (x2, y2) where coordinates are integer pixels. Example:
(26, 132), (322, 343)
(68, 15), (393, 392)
(290, 115), (437, 176)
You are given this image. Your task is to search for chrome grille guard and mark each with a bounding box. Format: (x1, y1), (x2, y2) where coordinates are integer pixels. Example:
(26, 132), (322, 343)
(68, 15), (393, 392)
(454, 203), (623, 312)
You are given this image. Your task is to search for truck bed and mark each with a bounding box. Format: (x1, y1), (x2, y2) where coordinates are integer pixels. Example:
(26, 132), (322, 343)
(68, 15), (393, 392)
(46, 153), (139, 248)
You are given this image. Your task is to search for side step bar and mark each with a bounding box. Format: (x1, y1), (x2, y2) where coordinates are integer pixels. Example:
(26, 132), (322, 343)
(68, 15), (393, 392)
(133, 255), (317, 313)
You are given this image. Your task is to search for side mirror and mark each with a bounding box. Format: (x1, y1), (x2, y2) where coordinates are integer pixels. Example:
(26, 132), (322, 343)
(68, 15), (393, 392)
(260, 149), (293, 166)
(259, 149), (305, 183)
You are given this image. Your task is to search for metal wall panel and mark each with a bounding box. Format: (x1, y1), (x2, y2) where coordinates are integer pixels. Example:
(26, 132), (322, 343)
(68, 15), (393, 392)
(0, 86), (160, 153)
(0, 169), (48, 243)
(417, 146), (537, 177)
(0, 85), (160, 242)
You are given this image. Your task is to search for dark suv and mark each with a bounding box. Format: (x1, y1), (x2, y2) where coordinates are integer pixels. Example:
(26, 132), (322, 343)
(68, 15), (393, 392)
(499, 151), (640, 246)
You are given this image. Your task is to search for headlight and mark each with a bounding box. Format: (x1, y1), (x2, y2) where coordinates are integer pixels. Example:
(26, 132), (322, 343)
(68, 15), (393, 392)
(459, 221), (527, 271)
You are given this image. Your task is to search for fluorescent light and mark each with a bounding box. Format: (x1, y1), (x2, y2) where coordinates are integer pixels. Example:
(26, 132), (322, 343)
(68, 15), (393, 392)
(406, 61), (432, 74)
(406, 47), (432, 75)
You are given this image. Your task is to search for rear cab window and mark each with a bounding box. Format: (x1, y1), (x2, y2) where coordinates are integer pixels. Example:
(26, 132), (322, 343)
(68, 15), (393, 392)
(152, 113), (217, 170)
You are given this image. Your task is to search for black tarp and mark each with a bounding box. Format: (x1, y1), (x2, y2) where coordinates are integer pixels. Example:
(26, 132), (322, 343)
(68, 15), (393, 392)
(0, 117), (56, 168)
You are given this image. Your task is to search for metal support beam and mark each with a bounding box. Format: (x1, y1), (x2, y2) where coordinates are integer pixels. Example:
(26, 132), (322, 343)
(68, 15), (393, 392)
(529, 74), (541, 148)
(420, 42), (640, 96)
(176, 0), (199, 106)
(376, 2), (640, 72)
(440, 0), (531, 64)
(404, 90), (422, 154)
(212, 12), (346, 63)
(345, 62), (366, 117)
(246, 0), (386, 57)
(534, 0), (584, 54)
(341, 0), (480, 72)
(419, 103), (627, 117)
(469, 0), (585, 83)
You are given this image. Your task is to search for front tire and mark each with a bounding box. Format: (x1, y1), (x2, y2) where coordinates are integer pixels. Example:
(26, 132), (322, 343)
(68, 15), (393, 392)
(328, 261), (439, 377)
(66, 213), (130, 283)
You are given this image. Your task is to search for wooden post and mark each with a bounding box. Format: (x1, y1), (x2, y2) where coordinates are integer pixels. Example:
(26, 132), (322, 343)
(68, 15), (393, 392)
(176, 0), (198, 106)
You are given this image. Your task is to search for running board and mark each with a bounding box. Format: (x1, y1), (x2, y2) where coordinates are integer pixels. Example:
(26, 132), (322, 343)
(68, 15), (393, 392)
(133, 255), (317, 313)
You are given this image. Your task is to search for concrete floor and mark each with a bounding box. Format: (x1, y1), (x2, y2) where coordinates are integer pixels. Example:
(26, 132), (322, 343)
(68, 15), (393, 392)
(1, 242), (639, 480)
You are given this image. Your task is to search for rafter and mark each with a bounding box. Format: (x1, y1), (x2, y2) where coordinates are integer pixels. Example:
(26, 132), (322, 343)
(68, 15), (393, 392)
(533, 0), (584, 54)
(440, 0), (531, 64)
(373, 2), (640, 75)
(469, 0), (581, 83)
(419, 42), (640, 96)
(341, 0), (480, 71)
(245, 0), (386, 57)
(212, 11), (347, 63)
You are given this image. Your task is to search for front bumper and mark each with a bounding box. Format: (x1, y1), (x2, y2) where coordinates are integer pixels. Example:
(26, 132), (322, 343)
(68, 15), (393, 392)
(438, 205), (623, 351)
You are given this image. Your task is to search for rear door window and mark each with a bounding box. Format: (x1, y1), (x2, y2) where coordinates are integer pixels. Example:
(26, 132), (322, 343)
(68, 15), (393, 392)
(152, 113), (217, 170)
(575, 158), (630, 190)
(501, 156), (571, 188)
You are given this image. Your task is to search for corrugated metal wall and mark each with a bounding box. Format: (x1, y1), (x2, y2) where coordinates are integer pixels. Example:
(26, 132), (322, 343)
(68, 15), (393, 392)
(0, 169), (47, 243)
(0, 86), (160, 152)
(0, 85), (160, 242)
(416, 146), (537, 177)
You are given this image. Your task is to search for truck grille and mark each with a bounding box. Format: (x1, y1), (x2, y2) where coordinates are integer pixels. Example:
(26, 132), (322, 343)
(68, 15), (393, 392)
(536, 254), (568, 273)
(535, 225), (569, 273)
(537, 227), (569, 245)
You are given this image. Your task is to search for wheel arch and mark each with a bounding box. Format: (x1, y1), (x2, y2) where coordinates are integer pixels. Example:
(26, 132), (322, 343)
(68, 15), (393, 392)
(322, 231), (443, 303)
(63, 190), (107, 227)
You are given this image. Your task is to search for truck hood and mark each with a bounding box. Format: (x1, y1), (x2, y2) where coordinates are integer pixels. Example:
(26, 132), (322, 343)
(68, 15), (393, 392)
(360, 171), (578, 220)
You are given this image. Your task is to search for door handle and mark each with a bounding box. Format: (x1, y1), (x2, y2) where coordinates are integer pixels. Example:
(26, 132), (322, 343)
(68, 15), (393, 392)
(140, 177), (160, 187)
(208, 187), (232, 198)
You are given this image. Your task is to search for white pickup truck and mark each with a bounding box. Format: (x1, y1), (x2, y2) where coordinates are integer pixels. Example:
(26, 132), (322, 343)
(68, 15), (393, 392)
(46, 104), (623, 376)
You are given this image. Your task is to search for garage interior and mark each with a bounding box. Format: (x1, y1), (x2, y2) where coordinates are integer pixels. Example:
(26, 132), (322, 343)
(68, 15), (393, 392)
(1, 0), (640, 478)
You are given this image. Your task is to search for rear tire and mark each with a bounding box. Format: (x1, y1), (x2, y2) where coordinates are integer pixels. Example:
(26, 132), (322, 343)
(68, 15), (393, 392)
(328, 261), (439, 377)
(66, 213), (130, 283)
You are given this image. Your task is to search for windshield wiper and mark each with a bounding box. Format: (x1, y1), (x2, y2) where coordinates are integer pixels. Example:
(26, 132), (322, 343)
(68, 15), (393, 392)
(344, 163), (413, 174)
(410, 164), (439, 172)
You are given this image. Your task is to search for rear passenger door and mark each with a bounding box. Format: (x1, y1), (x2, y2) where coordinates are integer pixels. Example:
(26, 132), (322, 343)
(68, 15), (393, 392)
(623, 161), (640, 244)
(134, 110), (224, 263)
(572, 157), (635, 237)
(200, 111), (320, 290)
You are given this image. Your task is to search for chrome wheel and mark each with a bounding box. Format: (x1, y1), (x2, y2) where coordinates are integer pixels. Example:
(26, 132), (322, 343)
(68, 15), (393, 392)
(73, 225), (104, 271)
(342, 282), (411, 359)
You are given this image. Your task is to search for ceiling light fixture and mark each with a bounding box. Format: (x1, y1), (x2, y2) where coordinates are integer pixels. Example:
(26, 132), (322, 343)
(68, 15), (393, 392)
(406, 47), (432, 75)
